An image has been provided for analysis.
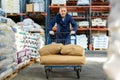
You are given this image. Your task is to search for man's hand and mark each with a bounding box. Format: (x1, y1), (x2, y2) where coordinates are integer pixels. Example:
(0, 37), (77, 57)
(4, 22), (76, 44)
(49, 31), (54, 35)
(70, 31), (75, 35)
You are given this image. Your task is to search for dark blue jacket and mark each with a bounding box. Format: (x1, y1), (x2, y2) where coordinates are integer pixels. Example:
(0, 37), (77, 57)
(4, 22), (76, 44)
(48, 13), (77, 32)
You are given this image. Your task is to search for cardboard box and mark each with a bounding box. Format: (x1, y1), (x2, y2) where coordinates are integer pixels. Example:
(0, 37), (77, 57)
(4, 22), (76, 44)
(26, 4), (33, 12)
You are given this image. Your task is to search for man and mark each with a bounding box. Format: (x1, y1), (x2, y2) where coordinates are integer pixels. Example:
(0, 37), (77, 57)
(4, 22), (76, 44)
(48, 6), (77, 44)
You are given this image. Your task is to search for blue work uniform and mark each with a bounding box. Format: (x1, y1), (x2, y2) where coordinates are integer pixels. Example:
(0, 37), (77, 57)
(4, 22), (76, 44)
(48, 13), (77, 44)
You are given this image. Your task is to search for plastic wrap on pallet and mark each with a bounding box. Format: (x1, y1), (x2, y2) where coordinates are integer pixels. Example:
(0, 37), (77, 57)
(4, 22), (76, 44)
(17, 49), (26, 58)
(77, 0), (90, 6)
(92, 18), (107, 27)
(0, 62), (17, 73)
(7, 18), (16, 27)
(92, 35), (109, 49)
(17, 56), (28, 64)
(51, 0), (66, 5)
(0, 17), (7, 23)
(24, 59), (30, 65)
(25, 49), (32, 56)
(0, 68), (13, 80)
(0, 53), (17, 61)
(34, 0), (45, 12)
(30, 51), (40, 58)
(16, 62), (24, 69)
(78, 21), (89, 27)
(1, 0), (20, 13)
(0, 8), (6, 17)
(76, 34), (88, 48)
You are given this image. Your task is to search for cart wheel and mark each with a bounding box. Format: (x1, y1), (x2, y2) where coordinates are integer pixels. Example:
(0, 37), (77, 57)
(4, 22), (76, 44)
(45, 67), (49, 79)
(76, 69), (80, 79)
(48, 67), (52, 71)
(74, 67), (81, 79)
(45, 69), (49, 79)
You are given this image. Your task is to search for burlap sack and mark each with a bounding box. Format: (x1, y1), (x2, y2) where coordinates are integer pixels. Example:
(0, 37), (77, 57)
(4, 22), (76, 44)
(39, 44), (63, 56)
(61, 44), (85, 56)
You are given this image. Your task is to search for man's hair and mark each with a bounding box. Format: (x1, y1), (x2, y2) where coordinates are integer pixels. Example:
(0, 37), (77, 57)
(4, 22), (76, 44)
(59, 6), (67, 11)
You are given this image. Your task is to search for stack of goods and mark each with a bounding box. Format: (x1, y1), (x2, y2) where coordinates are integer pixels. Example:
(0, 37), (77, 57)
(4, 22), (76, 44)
(24, 33), (41, 58)
(91, 12), (109, 17)
(51, 0), (66, 5)
(15, 28), (26, 52)
(92, 18), (107, 27)
(77, 21), (89, 27)
(92, 35), (108, 50)
(22, 18), (44, 32)
(68, 12), (78, 16)
(77, 0), (90, 5)
(0, 9), (17, 79)
(15, 28), (42, 59)
(1, 0), (20, 13)
(26, 0), (45, 12)
(16, 18), (45, 58)
(71, 35), (76, 45)
(92, 0), (109, 2)
(76, 35), (88, 49)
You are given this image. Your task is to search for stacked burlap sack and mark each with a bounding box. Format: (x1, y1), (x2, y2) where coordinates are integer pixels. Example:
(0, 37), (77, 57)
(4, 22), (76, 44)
(0, 9), (17, 79)
(39, 44), (86, 65)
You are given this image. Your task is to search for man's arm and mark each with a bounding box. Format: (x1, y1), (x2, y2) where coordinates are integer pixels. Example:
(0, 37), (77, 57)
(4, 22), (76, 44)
(69, 15), (77, 32)
(47, 15), (57, 31)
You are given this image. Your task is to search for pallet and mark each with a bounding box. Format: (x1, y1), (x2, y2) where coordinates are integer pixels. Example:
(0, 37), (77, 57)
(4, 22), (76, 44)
(91, 26), (106, 28)
(93, 48), (107, 51)
(1, 61), (34, 80)
(7, 13), (25, 16)
(51, 4), (66, 6)
(78, 26), (89, 28)
(1, 71), (18, 80)
(18, 61), (34, 72)
(30, 58), (35, 61)
(67, 0), (77, 2)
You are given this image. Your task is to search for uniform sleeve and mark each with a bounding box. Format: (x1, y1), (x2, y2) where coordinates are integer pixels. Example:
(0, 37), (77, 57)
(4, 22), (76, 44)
(47, 15), (57, 31)
(69, 16), (77, 31)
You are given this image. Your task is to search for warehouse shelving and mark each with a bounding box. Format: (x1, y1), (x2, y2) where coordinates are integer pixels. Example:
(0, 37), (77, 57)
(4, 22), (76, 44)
(46, 0), (110, 50)
(91, 2), (109, 6)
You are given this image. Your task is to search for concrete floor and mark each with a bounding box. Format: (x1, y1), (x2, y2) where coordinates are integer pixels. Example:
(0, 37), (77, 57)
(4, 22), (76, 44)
(13, 51), (108, 80)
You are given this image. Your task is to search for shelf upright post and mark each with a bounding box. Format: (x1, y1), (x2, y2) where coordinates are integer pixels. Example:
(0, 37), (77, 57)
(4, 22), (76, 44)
(89, 0), (92, 50)
(20, 0), (26, 21)
(45, 0), (51, 45)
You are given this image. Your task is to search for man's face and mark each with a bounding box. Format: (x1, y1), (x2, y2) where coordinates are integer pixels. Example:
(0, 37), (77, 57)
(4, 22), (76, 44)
(59, 7), (67, 18)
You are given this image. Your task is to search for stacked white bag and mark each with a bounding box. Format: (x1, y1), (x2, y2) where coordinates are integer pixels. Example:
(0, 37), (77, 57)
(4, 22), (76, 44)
(1, 0), (20, 13)
(51, 0), (66, 5)
(92, 35), (109, 49)
(16, 18), (45, 58)
(77, 0), (90, 5)
(0, 9), (17, 79)
(76, 34), (88, 49)
(24, 33), (41, 58)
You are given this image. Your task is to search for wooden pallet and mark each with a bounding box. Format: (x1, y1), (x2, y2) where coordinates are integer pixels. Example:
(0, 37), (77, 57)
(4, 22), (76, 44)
(93, 48), (107, 51)
(1, 71), (18, 80)
(51, 4), (66, 6)
(67, 0), (77, 2)
(1, 61), (34, 80)
(91, 26), (106, 28)
(78, 26), (89, 28)
(18, 61), (34, 72)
